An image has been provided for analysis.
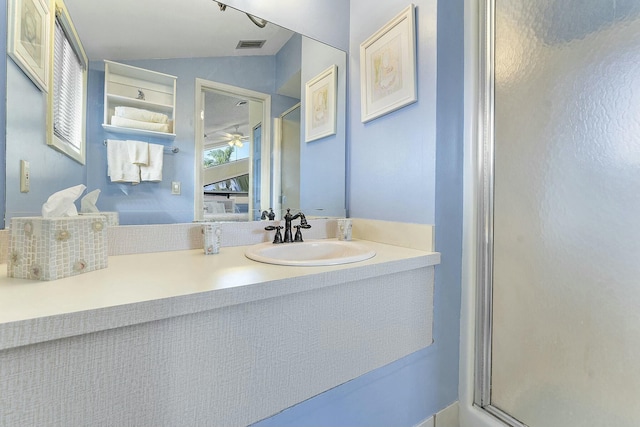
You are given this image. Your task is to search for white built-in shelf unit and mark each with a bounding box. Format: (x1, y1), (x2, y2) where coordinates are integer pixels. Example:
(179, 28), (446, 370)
(102, 60), (177, 140)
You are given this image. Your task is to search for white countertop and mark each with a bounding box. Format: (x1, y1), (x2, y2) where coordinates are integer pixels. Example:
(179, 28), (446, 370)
(0, 240), (440, 350)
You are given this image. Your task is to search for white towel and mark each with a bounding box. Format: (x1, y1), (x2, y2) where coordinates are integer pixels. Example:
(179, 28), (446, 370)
(127, 140), (149, 165)
(115, 106), (169, 124)
(107, 139), (140, 184)
(140, 143), (164, 181)
(111, 116), (170, 133)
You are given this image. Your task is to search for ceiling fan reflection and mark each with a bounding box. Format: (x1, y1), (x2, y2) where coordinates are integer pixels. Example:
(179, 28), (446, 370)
(205, 125), (249, 148)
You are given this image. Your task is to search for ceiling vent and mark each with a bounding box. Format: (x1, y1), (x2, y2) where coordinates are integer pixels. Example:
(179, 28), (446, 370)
(236, 40), (266, 49)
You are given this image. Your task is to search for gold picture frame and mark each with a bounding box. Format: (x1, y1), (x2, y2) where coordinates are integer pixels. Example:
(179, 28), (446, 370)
(7, 0), (50, 92)
(305, 65), (337, 142)
(360, 4), (417, 123)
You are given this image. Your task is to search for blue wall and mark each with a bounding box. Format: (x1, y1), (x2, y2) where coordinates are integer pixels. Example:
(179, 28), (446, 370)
(5, 61), (86, 221)
(85, 56), (300, 225)
(276, 33), (302, 94)
(348, 2), (438, 224)
(254, 0), (465, 425)
(300, 38), (347, 217)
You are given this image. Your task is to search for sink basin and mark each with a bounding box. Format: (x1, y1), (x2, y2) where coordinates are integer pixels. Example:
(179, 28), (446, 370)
(245, 240), (376, 266)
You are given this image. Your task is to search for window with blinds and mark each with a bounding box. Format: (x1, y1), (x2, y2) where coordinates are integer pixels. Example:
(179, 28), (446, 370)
(53, 19), (83, 149)
(47, 1), (87, 164)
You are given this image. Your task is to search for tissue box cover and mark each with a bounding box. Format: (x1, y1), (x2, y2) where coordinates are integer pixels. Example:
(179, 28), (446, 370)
(7, 216), (108, 281)
(79, 211), (119, 227)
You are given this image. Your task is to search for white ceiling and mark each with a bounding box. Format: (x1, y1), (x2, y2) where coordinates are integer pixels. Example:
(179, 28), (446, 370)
(64, 0), (295, 61)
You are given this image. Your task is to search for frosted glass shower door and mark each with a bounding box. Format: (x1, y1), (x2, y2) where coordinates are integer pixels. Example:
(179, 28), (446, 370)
(490, 1), (640, 426)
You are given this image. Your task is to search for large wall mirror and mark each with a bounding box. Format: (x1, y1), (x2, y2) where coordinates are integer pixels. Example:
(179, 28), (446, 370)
(3, 0), (346, 226)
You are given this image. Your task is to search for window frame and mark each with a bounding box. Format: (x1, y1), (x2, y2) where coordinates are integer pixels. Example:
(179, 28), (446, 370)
(46, 0), (88, 165)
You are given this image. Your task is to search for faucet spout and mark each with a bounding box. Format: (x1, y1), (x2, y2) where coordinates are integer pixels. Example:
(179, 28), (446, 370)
(260, 208), (275, 220)
(282, 208), (311, 243)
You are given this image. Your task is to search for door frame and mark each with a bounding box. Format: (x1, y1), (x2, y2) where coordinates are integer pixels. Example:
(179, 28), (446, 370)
(194, 78), (271, 221)
(459, 0), (526, 426)
(272, 103), (301, 219)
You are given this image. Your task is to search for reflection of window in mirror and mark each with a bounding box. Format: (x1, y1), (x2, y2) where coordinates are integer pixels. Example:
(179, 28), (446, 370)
(47, 0), (88, 164)
(203, 145), (249, 167)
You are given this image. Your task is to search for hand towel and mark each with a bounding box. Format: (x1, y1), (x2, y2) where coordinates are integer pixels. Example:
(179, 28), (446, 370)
(140, 143), (164, 182)
(107, 139), (140, 184)
(111, 116), (170, 133)
(114, 106), (169, 124)
(127, 140), (149, 165)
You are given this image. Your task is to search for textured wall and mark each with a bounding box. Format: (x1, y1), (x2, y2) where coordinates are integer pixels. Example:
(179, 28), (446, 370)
(0, 267), (434, 426)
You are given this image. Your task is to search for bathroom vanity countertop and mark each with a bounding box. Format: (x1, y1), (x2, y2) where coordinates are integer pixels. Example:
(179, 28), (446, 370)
(0, 240), (440, 350)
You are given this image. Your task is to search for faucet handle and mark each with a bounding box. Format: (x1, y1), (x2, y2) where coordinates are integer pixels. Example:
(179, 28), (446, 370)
(265, 225), (284, 244)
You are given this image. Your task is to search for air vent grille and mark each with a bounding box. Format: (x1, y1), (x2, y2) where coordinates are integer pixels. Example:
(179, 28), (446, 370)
(236, 40), (266, 49)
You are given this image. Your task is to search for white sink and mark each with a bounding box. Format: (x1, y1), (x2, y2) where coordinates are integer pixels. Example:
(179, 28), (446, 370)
(245, 239), (376, 266)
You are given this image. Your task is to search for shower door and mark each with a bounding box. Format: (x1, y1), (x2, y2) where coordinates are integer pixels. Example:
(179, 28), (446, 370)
(476, 1), (640, 426)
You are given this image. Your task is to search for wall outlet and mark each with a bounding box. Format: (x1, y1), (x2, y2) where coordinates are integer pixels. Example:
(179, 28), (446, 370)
(20, 160), (30, 193)
(171, 181), (181, 195)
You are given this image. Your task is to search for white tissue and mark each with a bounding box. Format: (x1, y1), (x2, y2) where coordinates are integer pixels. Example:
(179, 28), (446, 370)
(80, 189), (101, 213)
(41, 184), (86, 218)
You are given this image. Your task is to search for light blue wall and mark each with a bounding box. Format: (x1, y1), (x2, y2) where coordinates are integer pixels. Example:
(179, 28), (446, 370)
(255, 0), (465, 425)
(85, 56), (300, 225)
(3, 0), (87, 223)
(349, 2), (437, 223)
(299, 38), (347, 217)
(5, 60), (86, 221)
(276, 33), (302, 94)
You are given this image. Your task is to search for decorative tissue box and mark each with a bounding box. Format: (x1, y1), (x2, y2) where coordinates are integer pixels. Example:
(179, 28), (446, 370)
(7, 216), (108, 281)
(79, 211), (119, 227)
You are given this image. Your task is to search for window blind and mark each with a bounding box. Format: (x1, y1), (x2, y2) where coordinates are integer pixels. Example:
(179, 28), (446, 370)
(53, 18), (84, 150)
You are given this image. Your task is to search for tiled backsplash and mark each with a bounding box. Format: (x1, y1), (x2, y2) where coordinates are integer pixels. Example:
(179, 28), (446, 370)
(107, 219), (338, 256)
(1, 220), (337, 261)
(0, 230), (7, 264)
(1, 218), (434, 262)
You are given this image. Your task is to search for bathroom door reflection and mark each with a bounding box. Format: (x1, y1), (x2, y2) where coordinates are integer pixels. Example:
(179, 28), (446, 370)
(251, 123), (262, 220)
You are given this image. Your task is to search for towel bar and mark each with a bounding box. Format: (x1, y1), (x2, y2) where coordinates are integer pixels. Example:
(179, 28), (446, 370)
(103, 140), (179, 154)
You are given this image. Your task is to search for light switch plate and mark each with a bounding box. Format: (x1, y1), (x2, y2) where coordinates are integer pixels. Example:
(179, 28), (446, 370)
(20, 160), (30, 193)
(171, 181), (181, 195)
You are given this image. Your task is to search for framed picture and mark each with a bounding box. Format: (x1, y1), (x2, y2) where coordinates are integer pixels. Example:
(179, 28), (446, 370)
(360, 4), (417, 123)
(305, 65), (337, 142)
(7, 0), (50, 92)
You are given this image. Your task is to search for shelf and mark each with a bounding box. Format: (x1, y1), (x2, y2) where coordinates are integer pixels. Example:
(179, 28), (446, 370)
(102, 124), (176, 140)
(103, 60), (177, 140)
(106, 94), (173, 113)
